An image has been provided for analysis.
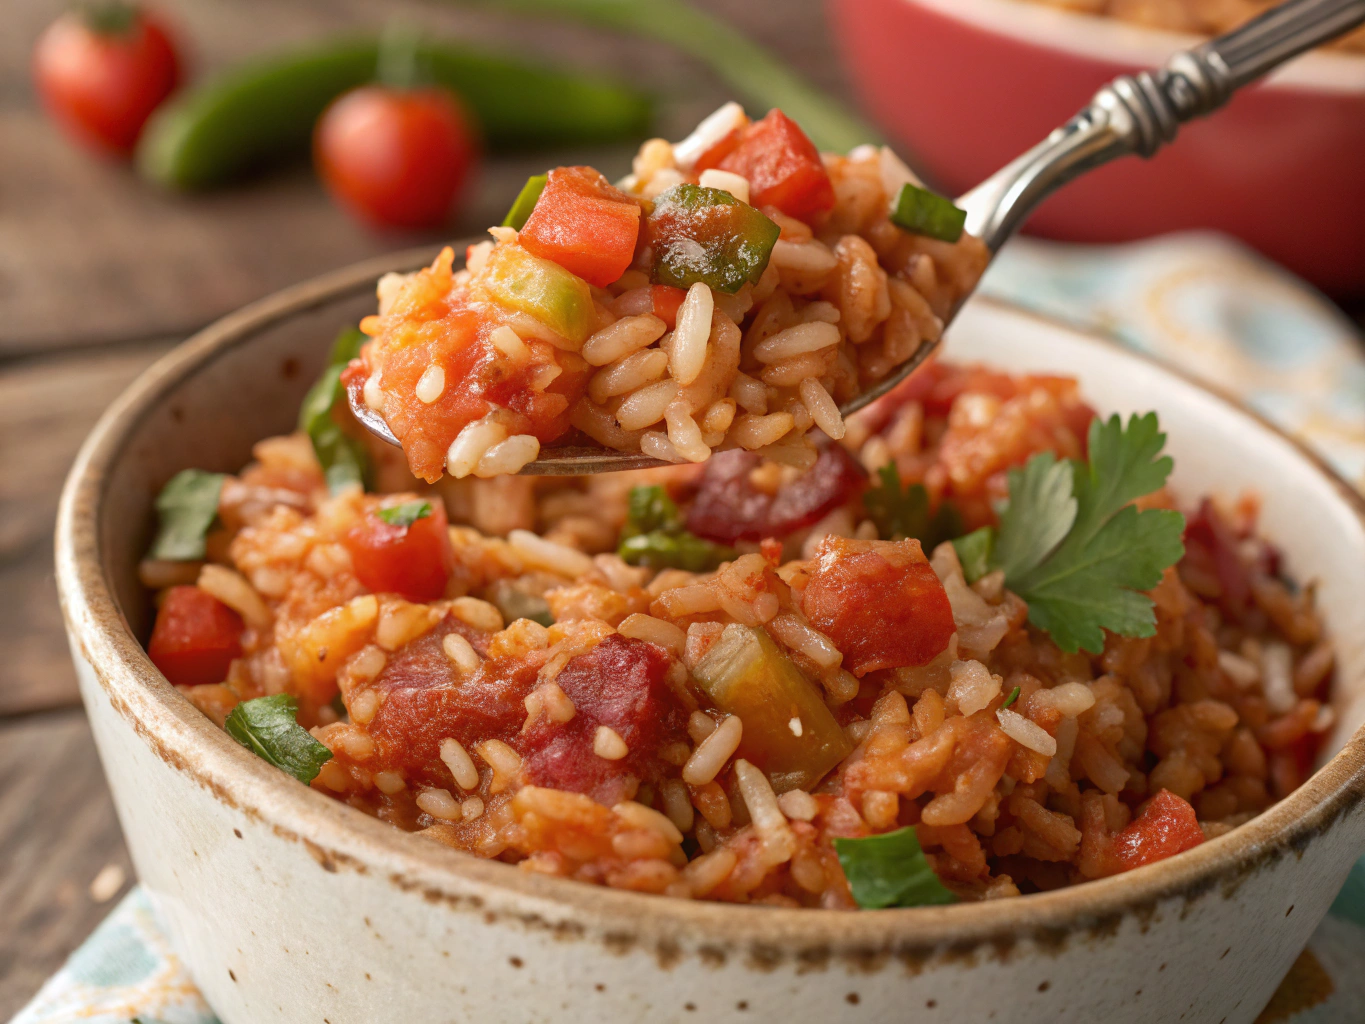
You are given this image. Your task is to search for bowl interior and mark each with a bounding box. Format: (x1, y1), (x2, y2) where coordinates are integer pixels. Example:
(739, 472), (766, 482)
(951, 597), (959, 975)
(94, 255), (1365, 772)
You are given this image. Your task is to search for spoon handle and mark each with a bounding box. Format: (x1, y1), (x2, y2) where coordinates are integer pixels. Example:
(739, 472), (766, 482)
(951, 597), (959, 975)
(956, 0), (1365, 252)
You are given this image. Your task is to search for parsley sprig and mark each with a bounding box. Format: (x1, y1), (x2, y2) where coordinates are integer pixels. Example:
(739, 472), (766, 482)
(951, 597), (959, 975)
(952, 413), (1186, 655)
(224, 695), (333, 785)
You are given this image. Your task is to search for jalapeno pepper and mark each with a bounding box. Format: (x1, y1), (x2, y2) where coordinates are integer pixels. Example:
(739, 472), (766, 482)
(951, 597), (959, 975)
(646, 183), (779, 295)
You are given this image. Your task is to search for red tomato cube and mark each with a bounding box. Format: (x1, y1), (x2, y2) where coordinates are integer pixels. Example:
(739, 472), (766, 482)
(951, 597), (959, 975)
(650, 284), (686, 329)
(698, 110), (835, 220)
(518, 166), (642, 288)
(1112, 789), (1206, 872)
(148, 585), (244, 687)
(343, 502), (453, 603)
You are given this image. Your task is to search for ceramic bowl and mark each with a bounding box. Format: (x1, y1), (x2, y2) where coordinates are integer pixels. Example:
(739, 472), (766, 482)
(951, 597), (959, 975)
(827, 0), (1365, 294)
(56, 248), (1365, 1024)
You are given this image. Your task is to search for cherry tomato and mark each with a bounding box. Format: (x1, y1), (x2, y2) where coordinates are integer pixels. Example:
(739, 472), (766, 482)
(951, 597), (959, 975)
(32, 3), (180, 156)
(314, 86), (478, 230)
(148, 585), (243, 687)
(343, 502), (453, 602)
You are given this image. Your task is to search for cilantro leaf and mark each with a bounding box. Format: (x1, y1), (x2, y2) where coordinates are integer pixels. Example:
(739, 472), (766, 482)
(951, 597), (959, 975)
(834, 827), (957, 909)
(863, 463), (962, 551)
(150, 469), (225, 560)
(618, 485), (735, 571)
(1001, 685), (1021, 709)
(224, 695), (332, 785)
(996, 413), (1185, 654)
(375, 500), (432, 527)
(299, 326), (371, 495)
(992, 452), (1076, 580)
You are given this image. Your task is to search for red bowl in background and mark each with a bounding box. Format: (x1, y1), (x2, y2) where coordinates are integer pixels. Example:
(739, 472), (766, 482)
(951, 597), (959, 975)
(828, 0), (1365, 295)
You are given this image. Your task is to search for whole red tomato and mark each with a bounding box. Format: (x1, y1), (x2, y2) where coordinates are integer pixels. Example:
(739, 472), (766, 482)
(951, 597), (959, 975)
(314, 85), (478, 230)
(32, 3), (181, 156)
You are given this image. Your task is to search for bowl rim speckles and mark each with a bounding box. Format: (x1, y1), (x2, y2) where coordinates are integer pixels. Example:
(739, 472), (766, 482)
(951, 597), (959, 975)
(54, 245), (1365, 973)
(901, 0), (1365, 93)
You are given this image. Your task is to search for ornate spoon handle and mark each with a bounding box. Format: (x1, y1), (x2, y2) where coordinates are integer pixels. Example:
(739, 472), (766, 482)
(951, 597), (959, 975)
(957, 0), (1365, 251)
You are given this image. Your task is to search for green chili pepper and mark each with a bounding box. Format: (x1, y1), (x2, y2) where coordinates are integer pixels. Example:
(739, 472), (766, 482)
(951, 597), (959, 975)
(647, 184), (780, 295)
(889, 183), (966, 243)
(138, 37), (653, 190)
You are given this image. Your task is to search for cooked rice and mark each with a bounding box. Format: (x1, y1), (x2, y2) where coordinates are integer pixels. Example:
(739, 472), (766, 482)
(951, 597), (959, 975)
(148, 355), (1335, 908)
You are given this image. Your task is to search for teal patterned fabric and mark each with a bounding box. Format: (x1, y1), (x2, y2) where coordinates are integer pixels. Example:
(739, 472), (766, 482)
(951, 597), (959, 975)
(13, 232), (1365, 1024)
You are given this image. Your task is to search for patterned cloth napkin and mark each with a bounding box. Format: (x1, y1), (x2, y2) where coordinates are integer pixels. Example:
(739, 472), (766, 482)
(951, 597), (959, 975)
(12, 231), (1365, 1024)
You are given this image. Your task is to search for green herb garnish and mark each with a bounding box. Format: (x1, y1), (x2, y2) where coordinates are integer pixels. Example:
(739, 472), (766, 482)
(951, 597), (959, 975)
(375, 500), (433, 527)
(224, 695), (333, 785)
(618, 485), (735, 571)
(954, 413), (1186, 655)
(834, 827), (957, 909)
(502, 172), (548, 230)
(1002, 686), (1021, 709)
(299, 326), (371, 495)
(889, 183), (966, 243)
(863, 463), (963, 552)
(150, 469), (226, 560)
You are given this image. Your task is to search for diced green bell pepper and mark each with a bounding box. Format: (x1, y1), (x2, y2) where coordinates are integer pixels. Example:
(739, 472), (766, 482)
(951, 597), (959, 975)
(618, 530), (735, 572)
(691, 624), (852, 792)
(502, 173), (548, 230)
(889, 183), (966, 243)
(647, 184), (780, 295)
(480, 243), (595, 344)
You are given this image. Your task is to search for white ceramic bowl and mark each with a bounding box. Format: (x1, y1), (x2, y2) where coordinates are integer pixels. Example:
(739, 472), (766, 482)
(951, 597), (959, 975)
(56, 249), (1365, 1024)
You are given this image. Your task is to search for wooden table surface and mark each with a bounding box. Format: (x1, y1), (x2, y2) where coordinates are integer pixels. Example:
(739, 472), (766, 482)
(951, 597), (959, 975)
(0, 0), (852, 1015)
(3, 0), (1361, 1018)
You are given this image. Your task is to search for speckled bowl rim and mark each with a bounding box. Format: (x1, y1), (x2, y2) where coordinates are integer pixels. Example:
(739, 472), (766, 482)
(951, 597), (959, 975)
(55, 245), (1365, 964)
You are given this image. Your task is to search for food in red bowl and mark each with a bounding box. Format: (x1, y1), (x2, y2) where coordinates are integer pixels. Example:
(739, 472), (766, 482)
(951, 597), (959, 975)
(828, 0), (1365, 294)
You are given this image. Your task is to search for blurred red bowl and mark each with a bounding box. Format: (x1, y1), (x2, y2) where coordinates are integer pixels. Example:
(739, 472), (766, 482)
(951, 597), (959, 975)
(829, 0), (1365, 294)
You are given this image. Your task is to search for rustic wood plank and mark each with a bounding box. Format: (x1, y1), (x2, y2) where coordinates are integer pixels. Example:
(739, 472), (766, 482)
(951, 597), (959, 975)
(0, 341), (174, 716)
(0, 710), (134, 1021)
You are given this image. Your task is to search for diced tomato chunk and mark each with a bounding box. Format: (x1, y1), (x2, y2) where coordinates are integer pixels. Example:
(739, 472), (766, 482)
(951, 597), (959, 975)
(148, 585), (244, 687)
(686, 442), (866, 544)
(801, 536), (955, 675)
(698, 109), (834, 220)
(518, 166), (642, 288)
(650, 284), (686, 329)
(520, 635), (687, 804)
(1112, 790), (1205, 872)
(343, 502), (452, 602)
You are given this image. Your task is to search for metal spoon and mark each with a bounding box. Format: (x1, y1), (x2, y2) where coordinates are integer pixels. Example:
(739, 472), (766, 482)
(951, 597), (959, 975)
(351, 0), (1365, 475)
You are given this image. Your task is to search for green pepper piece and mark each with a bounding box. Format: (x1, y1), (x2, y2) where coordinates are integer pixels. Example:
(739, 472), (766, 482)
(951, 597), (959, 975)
(137, 37), (653, 190)
(647, 184), (780, 295)
(618, 530), (734, 572)
(621, 484), (683, 538)
(889, 183), (966, 243)
(502, 173), (549, 230)
(488, 579), (555, 628)
(480, 243), (596, 344)
(691, 624), (852, 793)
